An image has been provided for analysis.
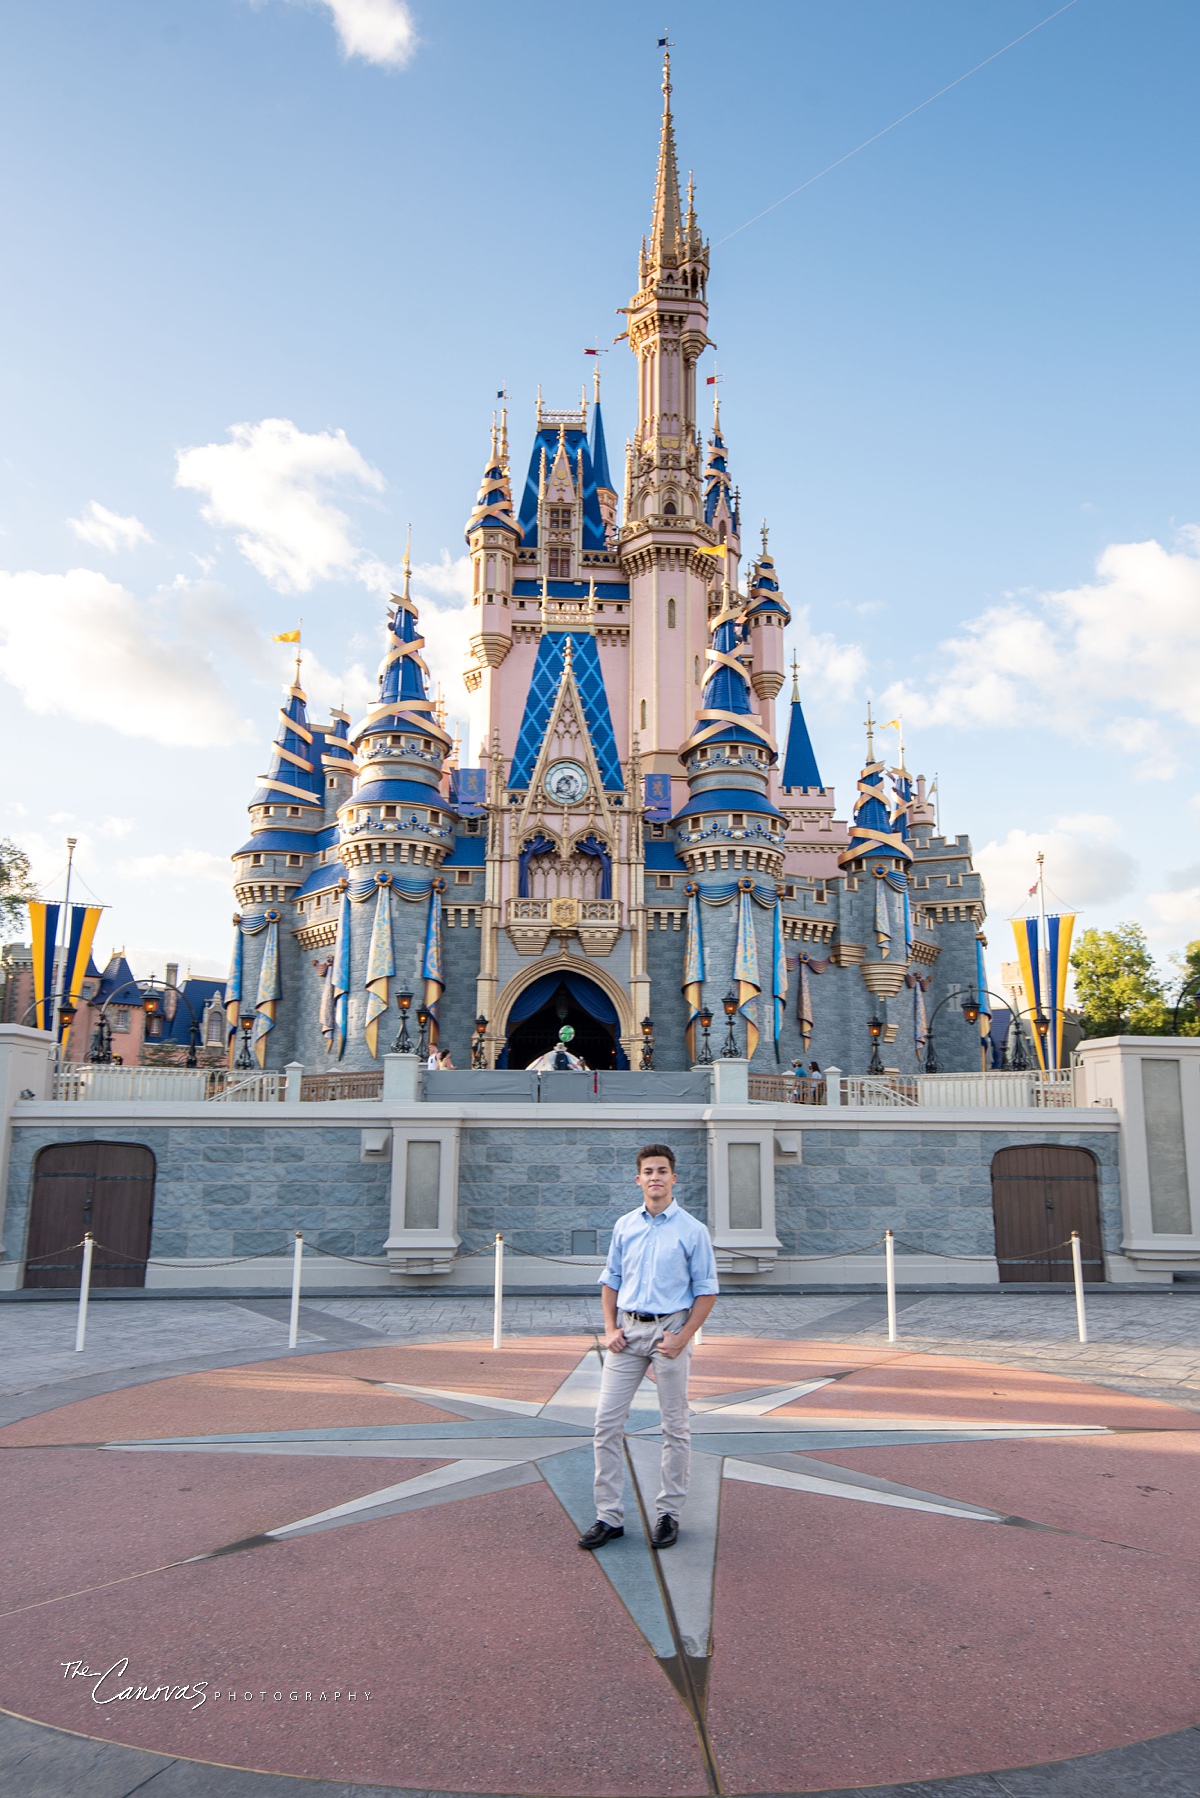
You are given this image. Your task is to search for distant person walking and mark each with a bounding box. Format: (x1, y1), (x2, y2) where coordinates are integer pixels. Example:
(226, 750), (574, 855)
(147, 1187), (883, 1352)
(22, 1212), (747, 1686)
(578, 1143), (718, 1552)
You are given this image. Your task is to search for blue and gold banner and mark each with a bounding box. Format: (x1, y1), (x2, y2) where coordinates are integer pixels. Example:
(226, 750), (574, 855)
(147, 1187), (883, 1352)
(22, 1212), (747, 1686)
(252, 912), (282, 1067)
(682, 881), (704, 1062)
(331, 888), (351, 1060)
(772, 899), (787, 1061)
(873, 872), (892, 958)
(734, 878), (761, 1062)
(61, 905), (103, 1032)
(363, 876), (394, 1059)
(422, 878), (446, 1049)
(1047, 913), (1075, 1072)
(1011, 917), (1045, 1070)
(644, 772), (671, 820)
(26, 901), (59, 1032)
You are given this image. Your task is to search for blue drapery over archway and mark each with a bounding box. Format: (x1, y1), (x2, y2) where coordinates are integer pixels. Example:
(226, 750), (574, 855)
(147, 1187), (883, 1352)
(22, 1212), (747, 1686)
(517, 834), (612, 899)
(500, 969), (628, 1068)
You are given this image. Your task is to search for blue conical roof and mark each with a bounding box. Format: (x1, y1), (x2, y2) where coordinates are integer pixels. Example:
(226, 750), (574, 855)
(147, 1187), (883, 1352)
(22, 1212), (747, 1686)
(782, 673), (822, 790)
(680, 590), (777, 760)
(590, 398), (613, 493)
(251, 679), (323, 810)
(839, 734), (913, 867)
(351, 571), (451, 752)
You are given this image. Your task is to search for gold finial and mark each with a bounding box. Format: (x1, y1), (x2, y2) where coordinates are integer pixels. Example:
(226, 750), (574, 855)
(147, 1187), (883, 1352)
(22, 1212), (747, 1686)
(499, 406), (509, 467)
(661, 36), (672, 98)
(790, 651), (800, 703)
(402, 525), (412, 602)
(593, 361), (601, 404)
(864, 700), (875, 757)
(490, 412), (498, 461)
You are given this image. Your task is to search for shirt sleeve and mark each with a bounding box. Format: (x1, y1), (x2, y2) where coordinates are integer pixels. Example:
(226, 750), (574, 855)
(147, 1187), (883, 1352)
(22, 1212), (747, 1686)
(598, 1218), (625, 1291)
(686, 1221), (720, 1297)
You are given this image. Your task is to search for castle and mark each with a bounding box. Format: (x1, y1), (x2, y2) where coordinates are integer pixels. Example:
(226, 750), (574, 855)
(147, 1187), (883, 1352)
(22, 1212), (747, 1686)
(226, 57), (986, 1080)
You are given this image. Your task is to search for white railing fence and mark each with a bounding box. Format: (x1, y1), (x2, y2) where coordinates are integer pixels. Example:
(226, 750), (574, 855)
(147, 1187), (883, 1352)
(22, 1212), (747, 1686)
(821, 1068), (1089, 1110)
(52, 1066), (285, 1103)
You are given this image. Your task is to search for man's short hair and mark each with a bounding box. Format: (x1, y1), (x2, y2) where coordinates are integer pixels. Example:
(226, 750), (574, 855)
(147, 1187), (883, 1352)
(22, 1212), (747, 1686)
(636, 1142), (676, 1172)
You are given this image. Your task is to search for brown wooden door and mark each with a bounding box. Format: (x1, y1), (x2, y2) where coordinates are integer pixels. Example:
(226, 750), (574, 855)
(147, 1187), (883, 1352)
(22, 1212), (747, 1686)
(24, 1142), (155, 1288)
(991, 1144), (1103, 1283)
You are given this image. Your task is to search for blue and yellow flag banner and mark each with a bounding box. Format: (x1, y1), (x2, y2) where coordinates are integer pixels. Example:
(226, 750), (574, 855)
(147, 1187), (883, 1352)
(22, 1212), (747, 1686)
(974, 938), (992, 1038)
(1011, 916), (1045, 1070)
(734, 878), (761, 1062)
(682, 882), (704, 1061)
(331, 890), (351, 1060)
(772, 900), (787, 1061)
(363, 878), (394, 1059)
(422, 878), (446, 1048)
(27, 901), (59, 1031)
(1047, 913), (1075, 1072)
(252, 913), (282, 1067)
(58, 905), (104, 1040)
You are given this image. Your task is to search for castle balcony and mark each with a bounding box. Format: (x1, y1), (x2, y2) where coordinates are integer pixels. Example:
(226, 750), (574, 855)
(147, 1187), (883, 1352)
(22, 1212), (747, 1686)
(504, 897), (622, 958)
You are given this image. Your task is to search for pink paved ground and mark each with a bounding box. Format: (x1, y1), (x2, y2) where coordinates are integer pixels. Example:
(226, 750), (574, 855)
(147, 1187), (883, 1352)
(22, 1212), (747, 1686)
(3, 1334), (1199, 1795)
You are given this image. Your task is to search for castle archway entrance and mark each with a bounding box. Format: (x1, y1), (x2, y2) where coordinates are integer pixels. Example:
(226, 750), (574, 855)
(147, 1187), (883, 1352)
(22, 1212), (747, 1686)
(502, 970), (628, 1070)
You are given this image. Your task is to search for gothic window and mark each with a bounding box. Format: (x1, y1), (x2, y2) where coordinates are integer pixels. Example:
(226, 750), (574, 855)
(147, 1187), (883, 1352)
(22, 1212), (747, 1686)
(719, 521), (727, 542)
(640, 699), (647, 730)
(548, 507), (572, 529)
(548, 550), (571, 578)
(663, 500), (677, 516)
(667, 597), (676, 629)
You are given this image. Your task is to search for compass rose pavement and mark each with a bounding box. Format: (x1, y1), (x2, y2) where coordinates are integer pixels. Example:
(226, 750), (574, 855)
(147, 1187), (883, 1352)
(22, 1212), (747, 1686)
(4, 1332), (1200, 1795)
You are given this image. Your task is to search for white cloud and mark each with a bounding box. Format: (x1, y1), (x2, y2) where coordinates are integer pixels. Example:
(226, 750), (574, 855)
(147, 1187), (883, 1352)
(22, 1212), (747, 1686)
(409, 552), (484, 752)
(975, 822), (1137, 920)
(175, 418), (384, 593)
(885, 531), (1200, 749)
(313, 0), (417, 67)
(294, 647), (375, 718)
(68, 501), (152, 554)
(787, 608), (867, 708)
(122, 850), (231, 885)
(0, 568), (252, 747)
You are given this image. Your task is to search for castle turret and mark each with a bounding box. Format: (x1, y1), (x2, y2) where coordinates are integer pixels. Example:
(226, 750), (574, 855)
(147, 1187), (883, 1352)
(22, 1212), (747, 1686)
(590, 366), (618, 539)
(233, 659), (323, 911)
(675, 583), (784, 882)
(343, 560), (453, 876)
(744, 521), (789, 717)
(466, 415), (520, 677)
(620, 50), (720, 783)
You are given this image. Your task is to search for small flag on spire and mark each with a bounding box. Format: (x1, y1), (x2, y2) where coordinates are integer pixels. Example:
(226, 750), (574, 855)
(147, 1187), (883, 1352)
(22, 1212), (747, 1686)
(583, 347), (599, 356)
(1028, 881), (1039, 897)
(272, 629), (300, 643)
(696, 543), (727, 557)
(705, 374), (717, 385)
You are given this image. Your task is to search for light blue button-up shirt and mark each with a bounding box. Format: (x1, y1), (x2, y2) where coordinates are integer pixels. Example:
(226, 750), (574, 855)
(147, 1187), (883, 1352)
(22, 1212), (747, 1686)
(599, 1199), (719, 1315)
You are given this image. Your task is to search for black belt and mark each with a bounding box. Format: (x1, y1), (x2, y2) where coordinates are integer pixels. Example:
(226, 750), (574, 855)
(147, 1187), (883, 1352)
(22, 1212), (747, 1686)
(624, 1310), (676, 1323)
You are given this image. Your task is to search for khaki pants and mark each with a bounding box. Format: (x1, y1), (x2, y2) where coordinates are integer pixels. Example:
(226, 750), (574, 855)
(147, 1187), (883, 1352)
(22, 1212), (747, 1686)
(593, 1310), (693, 1526)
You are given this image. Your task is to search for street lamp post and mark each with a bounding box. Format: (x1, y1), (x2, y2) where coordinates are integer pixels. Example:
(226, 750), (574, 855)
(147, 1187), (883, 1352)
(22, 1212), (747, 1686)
(867, 1015), (885, 1076)
(391, 989), (413, 1054)
(471, 1014), (488, 1069)
(235, 1012), (256, 1070)
(696, 1004), (714, 1066)
(720, 989), (739, 1059)
(416, 1006), (430, 1061)
(640, 1016), (655, 1071)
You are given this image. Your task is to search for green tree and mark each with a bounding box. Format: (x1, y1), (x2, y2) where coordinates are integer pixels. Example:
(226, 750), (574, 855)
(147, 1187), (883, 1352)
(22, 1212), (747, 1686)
(1070, 922), (1170, 1037)
(0, 839), (37, 934)
(1167, 939), (1200, 1035)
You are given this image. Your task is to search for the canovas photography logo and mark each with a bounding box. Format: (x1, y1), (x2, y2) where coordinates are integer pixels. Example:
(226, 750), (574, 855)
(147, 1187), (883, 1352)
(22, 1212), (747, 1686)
(60, 1658), (371, 1709)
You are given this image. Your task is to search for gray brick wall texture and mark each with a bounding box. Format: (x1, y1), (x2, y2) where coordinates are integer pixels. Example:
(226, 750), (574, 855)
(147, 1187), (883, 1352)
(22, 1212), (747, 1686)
(4, 1125), (390, 1264)
(777, 1127), (1122, 1260)
(4, 1118), (1122, 1274)
(456, 1126), (708, 1257)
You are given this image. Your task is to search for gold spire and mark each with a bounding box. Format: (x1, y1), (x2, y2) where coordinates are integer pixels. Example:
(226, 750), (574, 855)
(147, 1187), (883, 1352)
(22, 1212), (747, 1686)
(791, 651), (800, 704)
(649, 46), (683, 269)
(864, 699), (875, 758)
(761, 518), (769, 557)
(400, 525), (413, 605)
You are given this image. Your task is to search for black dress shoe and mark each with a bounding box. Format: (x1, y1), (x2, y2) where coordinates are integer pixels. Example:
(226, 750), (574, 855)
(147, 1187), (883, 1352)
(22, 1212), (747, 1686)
(651, 1514), (679, 1549)
(578, 1520), (624, 1550)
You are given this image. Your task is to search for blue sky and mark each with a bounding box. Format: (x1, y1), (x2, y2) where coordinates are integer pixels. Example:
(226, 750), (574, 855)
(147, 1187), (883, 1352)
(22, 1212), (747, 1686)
(2, 0), (1198, 992)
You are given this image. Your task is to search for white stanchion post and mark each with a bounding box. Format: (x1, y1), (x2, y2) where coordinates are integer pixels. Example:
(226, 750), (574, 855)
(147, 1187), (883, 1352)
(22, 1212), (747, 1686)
(493, 1232), (504, 1350)
(289, 1232), (304, 1349)
(1071, 1231), (1088, 1343)
(885, 1229), (897, 1344)
(75, 1232), (94, 1353)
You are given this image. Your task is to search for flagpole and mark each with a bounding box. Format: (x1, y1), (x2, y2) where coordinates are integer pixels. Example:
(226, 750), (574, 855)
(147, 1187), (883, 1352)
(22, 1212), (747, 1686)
(1037, 850), (1051, 1069)
(51, 836), (77, 1044)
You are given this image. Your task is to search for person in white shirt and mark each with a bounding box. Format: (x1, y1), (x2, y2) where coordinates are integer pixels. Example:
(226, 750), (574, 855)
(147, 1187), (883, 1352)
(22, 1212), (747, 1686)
(578, 1143), (719, 1553)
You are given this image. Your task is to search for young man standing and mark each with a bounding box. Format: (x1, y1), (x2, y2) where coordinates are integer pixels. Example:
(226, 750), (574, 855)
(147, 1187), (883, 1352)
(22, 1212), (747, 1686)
(578, 1143), (718, 1552)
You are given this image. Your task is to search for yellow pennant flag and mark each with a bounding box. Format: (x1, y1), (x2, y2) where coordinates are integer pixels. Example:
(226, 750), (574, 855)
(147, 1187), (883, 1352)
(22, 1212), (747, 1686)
(272, 629), (301, 643)
(696, 544), (727, 557)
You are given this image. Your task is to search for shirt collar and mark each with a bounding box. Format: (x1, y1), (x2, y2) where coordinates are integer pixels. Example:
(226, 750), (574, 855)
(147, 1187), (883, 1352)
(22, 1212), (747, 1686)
(640, 1198), (679, 1222)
